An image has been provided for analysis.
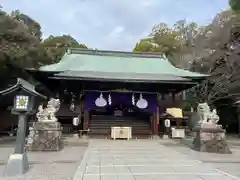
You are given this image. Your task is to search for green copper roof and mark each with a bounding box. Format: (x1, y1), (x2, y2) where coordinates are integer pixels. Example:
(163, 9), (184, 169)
(53, 71), (193, 83)
(39, 49), (207, 79)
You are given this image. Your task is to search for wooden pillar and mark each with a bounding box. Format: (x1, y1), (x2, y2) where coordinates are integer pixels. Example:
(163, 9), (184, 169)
(156, 107), (159, 135)
(151, 114), (155, 135)
(83, 109), (89, 130)
(176, 118), (180, 128)
(237, 107), (240, 135)
(172, 92), (176, 101)
(153, 107), (159, 135)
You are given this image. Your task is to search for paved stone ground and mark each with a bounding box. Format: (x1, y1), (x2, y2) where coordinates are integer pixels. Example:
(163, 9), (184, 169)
(167, 140), (240, 178)
(73, 139), (240, 180)
(0, 137), (240, 180)
(176, 136), (240, 178)
(0, 137), (87, 180)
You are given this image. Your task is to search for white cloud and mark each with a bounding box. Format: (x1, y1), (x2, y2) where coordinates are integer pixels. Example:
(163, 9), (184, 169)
(1, 0), (229, 50)
(109, 26), (125, 37)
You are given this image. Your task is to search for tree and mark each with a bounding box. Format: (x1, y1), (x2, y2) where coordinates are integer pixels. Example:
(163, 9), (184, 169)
(172, 20), (198, 68)
(0, 10), (42, 68)
(0, 9), (48, 88)
(133, 23), (182, 65)
(42, 35), (88, 63)
(188, 10), (240, 104)
(133, 21), (201, 67)
(11, 10), (42, 40)
(133, 37), (156, 52)
(229, 0), (240, 13)
(0, 8), (89, 77)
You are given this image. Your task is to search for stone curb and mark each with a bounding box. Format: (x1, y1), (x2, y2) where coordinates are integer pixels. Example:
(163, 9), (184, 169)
(72, 140), (91, 180)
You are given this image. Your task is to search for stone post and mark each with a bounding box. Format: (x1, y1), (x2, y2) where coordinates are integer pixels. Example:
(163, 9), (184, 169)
(5, 114), (29, 176)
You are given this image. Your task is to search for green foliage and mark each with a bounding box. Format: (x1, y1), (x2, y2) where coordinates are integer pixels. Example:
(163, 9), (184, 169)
(0, 10), (41, 69)
(0, 8), (88, 88)
(42, 35), (87, 63)
(133, 39), (155, 52)
(181, 101), (193, 111)
(11, 10), (42, 40)
(229, 0), (240, 13)
(133, 21), (198, 66)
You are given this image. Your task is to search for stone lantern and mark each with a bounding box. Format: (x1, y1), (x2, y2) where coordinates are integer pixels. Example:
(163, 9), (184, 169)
(0, 78), (46, 176)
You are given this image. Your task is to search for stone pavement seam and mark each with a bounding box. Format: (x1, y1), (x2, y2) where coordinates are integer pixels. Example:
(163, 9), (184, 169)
(73, 140), (240, 180)
(161, 140), (240, 179)
(72, 141), (91, 180)
(214, 168), (240, 180)
(84, 172), (222, 176)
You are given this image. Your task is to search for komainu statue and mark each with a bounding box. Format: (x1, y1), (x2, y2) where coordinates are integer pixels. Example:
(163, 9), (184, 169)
(197, 102), (211, 124)
(208, 109), (220, 124)
(193, 102), (231, 154)
(197, 102), (219, 125)
(36, 98), (60, 122)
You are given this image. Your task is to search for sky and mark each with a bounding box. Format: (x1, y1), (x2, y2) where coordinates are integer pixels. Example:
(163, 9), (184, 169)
(1, 0), (229, 51)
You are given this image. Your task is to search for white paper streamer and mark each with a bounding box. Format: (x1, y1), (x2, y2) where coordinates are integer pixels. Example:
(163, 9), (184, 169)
(108, 94), (112, 105)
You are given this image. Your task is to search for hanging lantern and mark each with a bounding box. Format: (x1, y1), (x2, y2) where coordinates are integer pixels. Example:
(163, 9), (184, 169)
(164, 119), (171, 128)
(70, 93), (76, 112)
(73, 116), (80, 126)
(108, 94), (112, 105)
(136, 93), (148, 109)
(132, 93), (135, 105)
(70, 103), (75, 112)
(95, 93), (107, 107)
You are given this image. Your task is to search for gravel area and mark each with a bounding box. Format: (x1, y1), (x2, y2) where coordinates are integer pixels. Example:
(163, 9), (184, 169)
(0, 140), (87, 180)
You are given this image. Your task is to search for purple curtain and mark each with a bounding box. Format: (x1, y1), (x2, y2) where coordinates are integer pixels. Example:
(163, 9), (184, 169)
(84, 91), (157, 113)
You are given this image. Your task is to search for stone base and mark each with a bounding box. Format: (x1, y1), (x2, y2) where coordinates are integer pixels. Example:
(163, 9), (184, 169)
(162, 135), (169, 139)
(26, 121), (62, 151)
(80, 134), (88, 140)
(192, 124), (231, 154)
(151, 135), (160, 140)
(4, 153), (29, 176)
(73, 133), (79, 138)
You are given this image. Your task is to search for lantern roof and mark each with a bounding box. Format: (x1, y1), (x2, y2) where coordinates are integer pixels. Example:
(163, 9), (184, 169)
(0, 78), (46, 99)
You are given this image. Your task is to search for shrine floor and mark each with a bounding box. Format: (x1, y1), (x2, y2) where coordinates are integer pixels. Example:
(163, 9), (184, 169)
(73, 139), (240, 180)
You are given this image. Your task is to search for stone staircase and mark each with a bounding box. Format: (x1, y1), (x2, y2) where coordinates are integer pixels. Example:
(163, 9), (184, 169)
(88, 115), (152, 138)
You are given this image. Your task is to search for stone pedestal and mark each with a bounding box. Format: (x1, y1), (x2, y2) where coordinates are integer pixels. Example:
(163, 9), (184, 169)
(192, 123), (231, 154)
(26, 121), (62, 151)
(151, 135), (160, 140)
(162, 135), (169, 139)
(4, 153), (28, 176)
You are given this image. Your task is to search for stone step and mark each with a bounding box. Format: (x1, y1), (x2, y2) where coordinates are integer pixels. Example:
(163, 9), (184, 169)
(91, 115), (149, 121)
(89, 123), (150, 127)
(88, 129), (151, 134)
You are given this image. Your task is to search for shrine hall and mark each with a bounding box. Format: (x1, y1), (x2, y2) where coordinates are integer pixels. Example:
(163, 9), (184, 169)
(27, 48), (207, 138)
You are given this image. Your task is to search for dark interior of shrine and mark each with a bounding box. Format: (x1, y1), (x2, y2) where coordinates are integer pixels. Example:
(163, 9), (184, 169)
(88, 104), (152, 137)
(90, 104), (151, 119)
